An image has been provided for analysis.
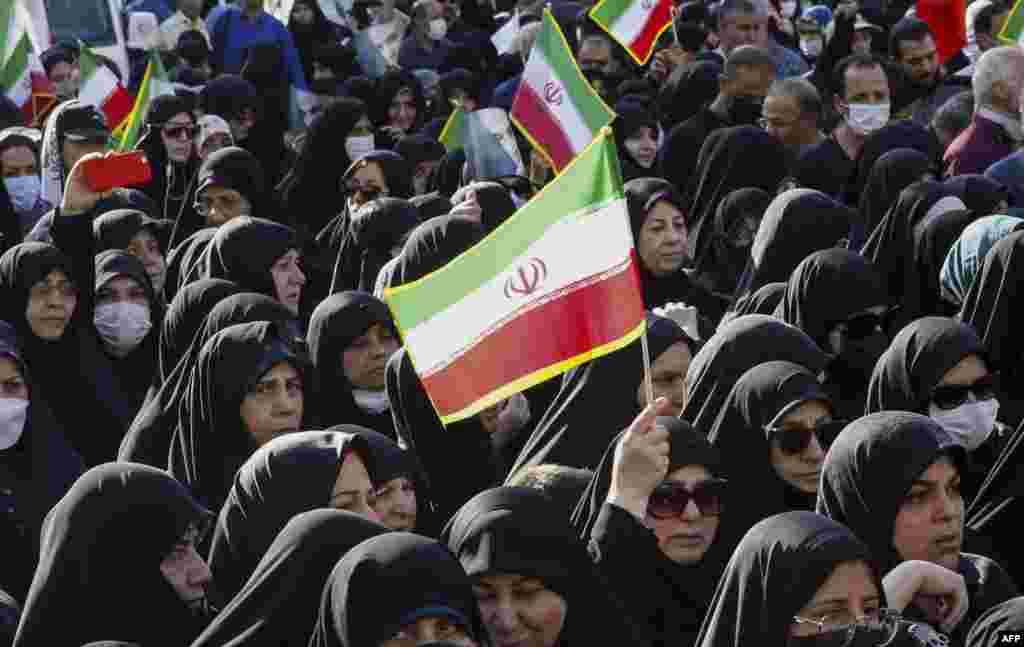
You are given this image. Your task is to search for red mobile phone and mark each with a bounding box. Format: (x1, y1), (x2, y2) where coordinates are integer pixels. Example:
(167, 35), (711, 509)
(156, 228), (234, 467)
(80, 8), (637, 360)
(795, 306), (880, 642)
(81, 151), (153, 193)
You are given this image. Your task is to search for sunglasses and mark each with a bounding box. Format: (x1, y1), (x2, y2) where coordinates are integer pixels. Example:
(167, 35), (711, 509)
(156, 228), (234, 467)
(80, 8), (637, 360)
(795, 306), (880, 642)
(765, 418), (848, 456)
(163, 124), (199, 140)
(930, 373), (999, 411)
(647, 478), (727, 519)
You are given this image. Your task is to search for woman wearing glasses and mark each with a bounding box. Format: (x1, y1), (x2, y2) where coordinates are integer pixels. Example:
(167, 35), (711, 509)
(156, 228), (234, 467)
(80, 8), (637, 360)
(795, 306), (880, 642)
(818, 412), (1019, 644)
(706, 361), (845, 565)
(136, 95), (201, 236)
(776, 248), (891, 421)
(572, 399), (727, 647)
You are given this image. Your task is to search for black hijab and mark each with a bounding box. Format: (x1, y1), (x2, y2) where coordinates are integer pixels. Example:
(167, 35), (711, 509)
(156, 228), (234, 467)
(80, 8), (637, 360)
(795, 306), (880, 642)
(692, 187), (773, 299)
(658, 61), (721, 130)
(195, 147), (267, 221)
(681, 314), (827, 432)
(945, 175), (1010, 218)
(200, 217), (298, 299)
(93, 209), (163, 253)
(350, 427), (434, 533)
(169, 320), (309, 510)
(307, 291), (399, 435)
(155, 278), (242, 386)
(706, 361), (833, 553)
(429, 149), (468, 197)
(308, 532), (490, 647)
(843, 120), (940, 215)
(207, 430), (376, 602)
(854, 148), (934, 250)
(958, 230), (1024, 427)
(137, 94), (201, 229)
(450, 181), (518, 232)
(192, 509), (389, 647)
(694, 511), (881, 647)
(966, 596), (1024, 646)
(685, 126), (790, 261)
(13, 463), (213, 647)
(329, 198), (420, 294)
(510, 313), (692, 472)
(288, 0), (334, 87)
(721, 281), (787, 326)
(911, 205), (977, 318)
(732, 190), (852, 300)
(120, 292), (296, 467)
(393, 214), (485, 286)
(165, 227), (217, 301)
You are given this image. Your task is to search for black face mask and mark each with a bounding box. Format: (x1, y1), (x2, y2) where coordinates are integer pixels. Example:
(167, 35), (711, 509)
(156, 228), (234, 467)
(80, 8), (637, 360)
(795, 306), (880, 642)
(728, 95), (765, 126)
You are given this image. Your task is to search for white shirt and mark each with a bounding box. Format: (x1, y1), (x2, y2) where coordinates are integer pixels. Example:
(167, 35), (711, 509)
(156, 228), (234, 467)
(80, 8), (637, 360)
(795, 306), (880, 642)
(159, 11), (211, 52)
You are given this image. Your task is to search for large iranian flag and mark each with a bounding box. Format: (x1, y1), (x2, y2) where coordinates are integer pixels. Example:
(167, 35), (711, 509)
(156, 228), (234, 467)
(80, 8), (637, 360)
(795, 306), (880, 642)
(511, 8), (615, 172)
(589, 0), (673, 64)
(79, 44), (134, 132)
(384, 130), (646, 424)
(0, 0), (52, 121)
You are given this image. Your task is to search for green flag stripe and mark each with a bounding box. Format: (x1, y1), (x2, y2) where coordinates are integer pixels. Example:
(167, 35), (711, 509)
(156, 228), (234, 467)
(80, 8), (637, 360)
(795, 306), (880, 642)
(387, 132), (622, 328)
(536, 10), (615, 131)
(1001, 0), (1024, 41)
(591, 0), (631, 28)
(439, 107), (465, 152)
(0, 1), (15, 56)
(0, 33), (28, 91)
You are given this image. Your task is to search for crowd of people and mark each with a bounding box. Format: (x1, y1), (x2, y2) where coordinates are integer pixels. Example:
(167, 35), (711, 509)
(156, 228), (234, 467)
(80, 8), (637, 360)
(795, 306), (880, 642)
(3, 0), (1024, 644)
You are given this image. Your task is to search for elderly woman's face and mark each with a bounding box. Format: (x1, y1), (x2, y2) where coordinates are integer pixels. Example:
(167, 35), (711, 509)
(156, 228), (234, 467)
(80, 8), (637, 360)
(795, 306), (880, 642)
(637, 201), (688, 277)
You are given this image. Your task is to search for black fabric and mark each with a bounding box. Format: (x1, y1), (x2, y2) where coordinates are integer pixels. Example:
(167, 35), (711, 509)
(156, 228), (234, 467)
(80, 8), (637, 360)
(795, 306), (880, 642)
(193, 509), (388, 647)
(207, 430), (374, 602)
(386, 347), (497, 525)
(136, 94), (201, 236)
(967, 421), (1024, 590)
(509, 313), (692, 473)
(308, 532), (490, 647)
(706, 361), (833, 560)
(681, 314), (827, 433)
(169, 320), (309, 511)
(200, 216), (298, 298)
(13, 463), (213, 647)
(429, 149), (467, 197)
(793, 137), (854, 200)
(967, 596), (1024, 647)
(691, 188), (773, 301)
(450, 181), (517, 232)
(854, 148), (934, 251)
(349, 427), (434, 534)
(866, 317), (985, 414)
(960, 230), (1024, 429)
(613, 100), (658, 181)
(93, 209), (162, 253)
(329, 198), (420, 294)
(164, 227), (217, 301)
(657, 61), (721, 131)
(444, 486), (644, 647)
(732, 189), (852, 300)
(393, 214), (485, 286)
(843, 119), (940, 215)
(625, 178), (728, 323)
(307, 291), (398, 436)
(657, 107), (730, 202)
(196, 147), (266, 216)
(571, 418), (724, 647)
(722, 282), (787, 325)
(910, 206), (977, 318)
(155, 278), (242, 386)
(945, 175), (1010, 217)
(694, 510), (880, 647)
(684, 126), (790, 264)
(0, 321), (84, 601)
(240, 44), (289, 191)
(120, 292), (294, 468)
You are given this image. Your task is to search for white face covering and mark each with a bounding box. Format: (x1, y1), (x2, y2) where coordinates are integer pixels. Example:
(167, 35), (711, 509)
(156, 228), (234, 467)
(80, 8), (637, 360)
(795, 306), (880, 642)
(428, 18), (448, 40)
(800, 36), (823, 57)
(929, 399), (1000, 452)
(352, 388), (391, 414)
(345, 135), (375, 162)
(4, 175), (41, 213)
(847, 102), (890, 135)
(0, 398), (29, 451)
(94, 302), (153, 358)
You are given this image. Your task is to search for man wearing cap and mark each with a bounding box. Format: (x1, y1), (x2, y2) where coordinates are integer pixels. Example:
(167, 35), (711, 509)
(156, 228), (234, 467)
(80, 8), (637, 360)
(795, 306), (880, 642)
(158, 0), (210, 52)
(41, 44), (80, 102)
(193, 146), (265, 228)
(0, 127), (49, 237)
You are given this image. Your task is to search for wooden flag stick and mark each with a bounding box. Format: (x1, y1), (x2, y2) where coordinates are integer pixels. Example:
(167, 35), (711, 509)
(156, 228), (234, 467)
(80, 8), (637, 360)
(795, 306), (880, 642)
(640, 324), (655, 410)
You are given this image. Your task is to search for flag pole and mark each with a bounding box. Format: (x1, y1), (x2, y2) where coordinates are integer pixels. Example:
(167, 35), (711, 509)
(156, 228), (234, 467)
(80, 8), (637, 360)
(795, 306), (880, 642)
(640, 324), (655, 409)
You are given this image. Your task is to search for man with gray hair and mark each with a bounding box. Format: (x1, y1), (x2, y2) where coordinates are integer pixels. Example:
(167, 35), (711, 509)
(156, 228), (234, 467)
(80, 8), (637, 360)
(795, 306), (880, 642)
(761, 78), (823, 153)
(714, 0), (807, 78)
(944, 46), (1024, 177)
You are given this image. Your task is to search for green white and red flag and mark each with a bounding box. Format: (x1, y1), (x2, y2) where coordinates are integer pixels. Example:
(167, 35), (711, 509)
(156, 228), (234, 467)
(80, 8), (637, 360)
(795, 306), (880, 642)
(510, 8), (615, 173)
(384, 129), (646, 425)
(589, 0), (673, 64)
(0, 0), (53, 122)
(78, 44), (134, 132)
(114, 49), (174, 151)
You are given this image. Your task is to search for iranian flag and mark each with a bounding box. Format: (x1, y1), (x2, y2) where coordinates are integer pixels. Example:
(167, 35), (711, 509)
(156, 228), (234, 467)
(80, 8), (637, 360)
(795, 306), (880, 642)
(115, 49), (174, 151)
(0, 0), (52, 121)
(1001, 0), (1024, 44)
(511, 8), (615, 173)
(384, 130), (645, 424)
(79, 44), (134, 132)
(589, 0), (673, 64)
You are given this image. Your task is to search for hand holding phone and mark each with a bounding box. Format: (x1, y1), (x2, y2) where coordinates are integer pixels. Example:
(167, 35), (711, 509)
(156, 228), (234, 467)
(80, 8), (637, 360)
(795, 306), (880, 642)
(81, 151), (153, 193)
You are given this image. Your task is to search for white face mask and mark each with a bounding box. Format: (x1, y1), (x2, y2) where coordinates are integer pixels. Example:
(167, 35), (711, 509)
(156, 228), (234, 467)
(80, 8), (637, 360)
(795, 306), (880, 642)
(93, 302), (153, 358)
(846, 102), (890, 135)
(345, 135), (375, 162)
(800, 36), (823, 57)
(352, 388), (391, 414)
(781, 0), (798, 16)
(929, 398), (1000, 452)
(0, 398), (28, 451)
(428, 18), (448, 40)
(4, 175), (41, 213)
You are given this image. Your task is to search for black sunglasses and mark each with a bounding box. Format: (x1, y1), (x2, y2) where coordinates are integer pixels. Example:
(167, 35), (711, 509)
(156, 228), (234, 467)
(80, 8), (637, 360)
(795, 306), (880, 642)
(163, 124), (199, 140)
(647, 478), (727, 519)
(765, 418), (848, 456)
(930, 373), (999, 411)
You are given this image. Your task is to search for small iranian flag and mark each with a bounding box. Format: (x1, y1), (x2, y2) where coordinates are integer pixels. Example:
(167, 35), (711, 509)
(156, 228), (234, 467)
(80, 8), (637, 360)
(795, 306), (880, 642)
(511, 8), (615, 173)
(439, 106), (525, 179)
(1000, 0), (1024, 44)
(79, 44), (134, 132)
(589, 0), (673, 64)
(384, 129), (645, 424)
(0, 0), (52, 121)
(115, 49), (174, 151)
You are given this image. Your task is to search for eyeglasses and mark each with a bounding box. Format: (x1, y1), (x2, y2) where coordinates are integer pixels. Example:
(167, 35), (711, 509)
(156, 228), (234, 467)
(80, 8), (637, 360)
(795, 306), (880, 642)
(931, 373), (999, 411)
(194, 193), (244, 217)
(647, 478), (727, 519)
(765, 418), (848, 456)
(29, 280), (79, 299)
(162, 124), (199, 140)
(758, 117), (799, 130)
(789, 609), (936, 647)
